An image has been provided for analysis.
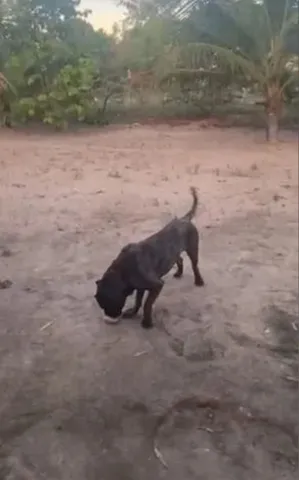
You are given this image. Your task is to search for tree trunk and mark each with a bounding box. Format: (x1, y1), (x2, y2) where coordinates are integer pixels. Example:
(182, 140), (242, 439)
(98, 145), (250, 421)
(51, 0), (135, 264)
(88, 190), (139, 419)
(266, 111), (279, 143)
(0, 94), (12, 128)
(265, 84), (282, 143)
(102, 91), (113, 115)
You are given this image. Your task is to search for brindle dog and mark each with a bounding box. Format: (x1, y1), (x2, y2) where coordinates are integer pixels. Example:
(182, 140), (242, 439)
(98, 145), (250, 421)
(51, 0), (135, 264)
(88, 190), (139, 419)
(94, 187), (204, 328)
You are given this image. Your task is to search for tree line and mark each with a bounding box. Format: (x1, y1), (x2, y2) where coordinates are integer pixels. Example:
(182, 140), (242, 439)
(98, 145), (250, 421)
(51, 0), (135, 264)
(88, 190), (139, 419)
(1, 0), (298, 140)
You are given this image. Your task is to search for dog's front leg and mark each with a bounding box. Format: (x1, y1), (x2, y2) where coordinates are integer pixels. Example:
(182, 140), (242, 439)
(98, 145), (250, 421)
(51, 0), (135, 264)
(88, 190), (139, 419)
(141, 283), (163, 329)
(122, 289), (145, 318)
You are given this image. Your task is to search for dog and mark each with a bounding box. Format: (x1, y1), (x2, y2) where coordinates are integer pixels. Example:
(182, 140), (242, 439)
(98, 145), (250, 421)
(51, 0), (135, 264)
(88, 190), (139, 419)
(94, 187), (205, 328)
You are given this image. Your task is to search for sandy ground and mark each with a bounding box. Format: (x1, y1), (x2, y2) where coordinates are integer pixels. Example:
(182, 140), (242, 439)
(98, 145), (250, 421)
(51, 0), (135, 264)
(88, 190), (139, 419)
(0, 124), (298, 480)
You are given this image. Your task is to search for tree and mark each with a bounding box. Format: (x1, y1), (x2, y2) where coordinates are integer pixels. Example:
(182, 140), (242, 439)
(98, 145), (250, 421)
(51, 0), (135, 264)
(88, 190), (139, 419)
(0, 0), (122, 128)
(115, 16), (179, 71)
(119, 0), (159, 23)
(162, 0), (298, 141)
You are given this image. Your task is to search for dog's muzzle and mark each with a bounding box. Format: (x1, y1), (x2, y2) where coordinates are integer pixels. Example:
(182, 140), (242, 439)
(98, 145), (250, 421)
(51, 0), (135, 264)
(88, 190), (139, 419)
(94, 295), (122, 319)
(104, 309), (121, 319)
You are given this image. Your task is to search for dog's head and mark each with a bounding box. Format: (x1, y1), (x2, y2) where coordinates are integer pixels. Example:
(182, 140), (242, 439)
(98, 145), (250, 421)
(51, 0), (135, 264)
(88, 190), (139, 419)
(94, 268), (134, 319)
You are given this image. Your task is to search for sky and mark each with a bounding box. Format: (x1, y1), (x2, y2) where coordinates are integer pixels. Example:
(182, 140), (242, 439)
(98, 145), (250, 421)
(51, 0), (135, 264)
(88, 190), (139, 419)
(80, 0), (125, 32)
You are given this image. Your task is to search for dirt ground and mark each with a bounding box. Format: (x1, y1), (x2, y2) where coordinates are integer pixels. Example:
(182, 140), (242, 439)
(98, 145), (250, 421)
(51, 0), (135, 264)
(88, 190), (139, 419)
(0, 124), (298, 480)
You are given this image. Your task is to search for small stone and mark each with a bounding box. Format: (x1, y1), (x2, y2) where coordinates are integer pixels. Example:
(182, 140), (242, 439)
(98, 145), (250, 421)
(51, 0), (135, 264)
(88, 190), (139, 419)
(0, 279), (13, 289)
(1, 248), (12, 257)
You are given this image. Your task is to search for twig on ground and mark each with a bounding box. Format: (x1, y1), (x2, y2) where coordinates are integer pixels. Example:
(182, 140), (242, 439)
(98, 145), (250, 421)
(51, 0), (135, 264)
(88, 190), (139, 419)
(134, 350), (149, 357)
(40, 321), (53, 331)
(283, 375), (298, 383)
(197, 426), (214, 433)
(153, 445), (168, 468)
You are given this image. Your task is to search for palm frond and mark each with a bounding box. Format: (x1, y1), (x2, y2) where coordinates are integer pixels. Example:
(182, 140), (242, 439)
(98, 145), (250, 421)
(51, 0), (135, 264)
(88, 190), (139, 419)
(279, 8), (299, 44)
(220, 0), (271, 61)
(175, 42), (266, 85)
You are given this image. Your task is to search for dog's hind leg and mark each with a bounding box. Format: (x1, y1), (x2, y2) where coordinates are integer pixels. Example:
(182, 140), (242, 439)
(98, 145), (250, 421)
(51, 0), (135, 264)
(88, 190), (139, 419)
(142, 283), (164, 329)
(173, 256), (184, 279)
(186, 226), (205, 287)
(122, 289), (145, 318)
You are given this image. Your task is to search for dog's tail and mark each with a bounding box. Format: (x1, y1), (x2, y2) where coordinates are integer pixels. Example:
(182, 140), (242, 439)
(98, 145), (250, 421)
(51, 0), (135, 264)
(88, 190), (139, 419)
(182, 187), (198, 221)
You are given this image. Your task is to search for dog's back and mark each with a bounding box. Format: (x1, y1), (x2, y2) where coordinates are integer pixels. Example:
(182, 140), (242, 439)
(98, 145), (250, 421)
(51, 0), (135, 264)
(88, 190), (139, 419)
(141, 186), (198, 243)
(142, 186), (198, 242)
(136, 187), (199, 278)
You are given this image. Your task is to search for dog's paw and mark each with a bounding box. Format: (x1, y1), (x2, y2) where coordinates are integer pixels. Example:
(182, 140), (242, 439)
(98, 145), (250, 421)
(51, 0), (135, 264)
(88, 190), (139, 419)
(141, 321), (153, 329)
(195, 278), (205, 287)
(173, 272), (183, 279)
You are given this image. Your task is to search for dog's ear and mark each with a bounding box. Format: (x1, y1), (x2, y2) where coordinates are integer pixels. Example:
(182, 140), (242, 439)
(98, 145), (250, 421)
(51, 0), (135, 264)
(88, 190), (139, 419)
(98, 269), (126, 296)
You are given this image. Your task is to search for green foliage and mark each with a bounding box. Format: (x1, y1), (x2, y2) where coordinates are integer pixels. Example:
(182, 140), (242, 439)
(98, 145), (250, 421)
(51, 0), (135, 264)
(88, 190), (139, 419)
(0, 0), (298, 133)
(13, 59), (97, 128)
(0, 0), (122, 128)
(116, 17), (179, 71)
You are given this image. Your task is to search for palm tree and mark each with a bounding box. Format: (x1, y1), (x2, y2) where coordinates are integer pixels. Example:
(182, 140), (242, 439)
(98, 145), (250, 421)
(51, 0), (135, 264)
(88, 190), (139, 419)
(163, 0), (298, 141)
